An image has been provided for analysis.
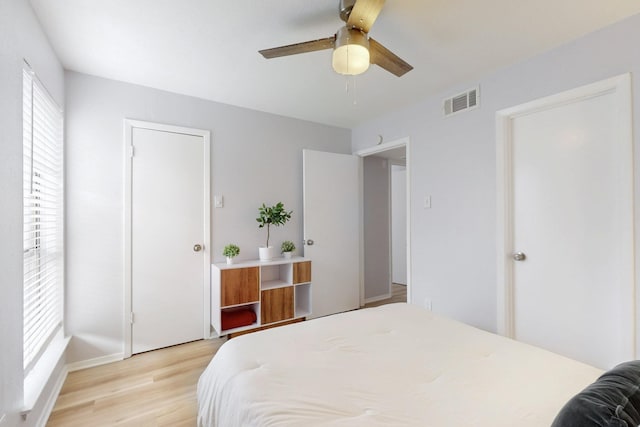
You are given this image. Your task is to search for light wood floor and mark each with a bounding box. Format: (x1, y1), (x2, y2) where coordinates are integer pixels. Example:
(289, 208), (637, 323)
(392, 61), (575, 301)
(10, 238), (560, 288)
(47, 338), (224, 427)
(48, 285), (407, 426)
(363, 283), (407, 308)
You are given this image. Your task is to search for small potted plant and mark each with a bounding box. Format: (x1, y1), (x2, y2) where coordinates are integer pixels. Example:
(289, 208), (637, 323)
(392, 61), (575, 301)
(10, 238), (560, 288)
(257, 202), (292, 261)
(281, 240), (296, 259)
(222, 244), (240, 264)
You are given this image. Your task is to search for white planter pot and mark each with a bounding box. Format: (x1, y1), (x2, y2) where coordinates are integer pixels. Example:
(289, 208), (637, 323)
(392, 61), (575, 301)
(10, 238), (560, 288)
(259, 246), (275, 261)
(282, 251), (292, 259)
(226, 256), (234, 265)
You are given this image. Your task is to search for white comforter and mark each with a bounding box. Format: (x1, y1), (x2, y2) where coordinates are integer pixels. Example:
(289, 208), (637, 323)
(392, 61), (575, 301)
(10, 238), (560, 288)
(197, 303), (601, 426)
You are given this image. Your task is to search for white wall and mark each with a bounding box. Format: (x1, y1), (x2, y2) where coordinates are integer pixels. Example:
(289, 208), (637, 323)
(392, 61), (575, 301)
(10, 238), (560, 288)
(391, 165), (407, 285)
(363, 156), (390, 301)
(0, 0), (65, 424)
(352, 12), (640, 341)
(64, 71), (351, 363)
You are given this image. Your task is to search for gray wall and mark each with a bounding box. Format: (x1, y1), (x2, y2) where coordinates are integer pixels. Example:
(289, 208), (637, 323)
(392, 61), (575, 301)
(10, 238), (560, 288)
(363, 156), (390, 301)
(352, 12), (640, 342)
(0, 0), (65, 424)
(64, 71), (351, 363)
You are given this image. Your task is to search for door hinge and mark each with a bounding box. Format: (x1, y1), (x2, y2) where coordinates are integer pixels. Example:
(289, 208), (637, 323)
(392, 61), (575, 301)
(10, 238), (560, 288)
(130, 312), (135, 324)
(129, 145), (135, 158)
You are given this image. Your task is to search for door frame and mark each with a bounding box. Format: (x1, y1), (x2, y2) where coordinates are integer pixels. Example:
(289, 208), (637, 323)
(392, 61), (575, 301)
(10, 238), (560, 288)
(495, 74), (634, 345)
(123, 119), (211, 358)
(355, 137), (412, 306)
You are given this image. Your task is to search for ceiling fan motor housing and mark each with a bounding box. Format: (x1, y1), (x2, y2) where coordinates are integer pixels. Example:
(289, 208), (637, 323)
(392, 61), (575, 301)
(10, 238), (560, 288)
(339, 0), (357, 22)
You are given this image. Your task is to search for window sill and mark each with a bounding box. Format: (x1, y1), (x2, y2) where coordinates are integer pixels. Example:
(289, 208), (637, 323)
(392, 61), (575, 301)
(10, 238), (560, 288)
(22, 332), (70, 418)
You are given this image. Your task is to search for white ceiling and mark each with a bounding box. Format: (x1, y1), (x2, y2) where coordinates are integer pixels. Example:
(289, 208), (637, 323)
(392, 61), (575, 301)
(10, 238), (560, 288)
(30, 0), (640, 128)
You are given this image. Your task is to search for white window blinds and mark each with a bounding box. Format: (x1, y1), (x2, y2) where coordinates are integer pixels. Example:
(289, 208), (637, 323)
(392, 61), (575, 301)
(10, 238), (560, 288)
(22, 67), (64, 373)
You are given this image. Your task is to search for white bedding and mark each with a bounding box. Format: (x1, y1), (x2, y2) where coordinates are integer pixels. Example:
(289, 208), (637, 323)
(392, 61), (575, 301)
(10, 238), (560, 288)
(197, 303), (601, 426)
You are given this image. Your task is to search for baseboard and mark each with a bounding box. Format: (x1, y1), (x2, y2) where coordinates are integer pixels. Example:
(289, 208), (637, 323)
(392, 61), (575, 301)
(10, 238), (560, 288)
(364, 292), (392, 304)
(33, 365), (68, 427)
(66, 353), (124, 373)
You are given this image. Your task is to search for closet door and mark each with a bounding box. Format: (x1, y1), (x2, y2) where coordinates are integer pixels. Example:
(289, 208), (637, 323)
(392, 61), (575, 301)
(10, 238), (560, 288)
(497, 76), (634, 369)
(127, 122), (210, 354)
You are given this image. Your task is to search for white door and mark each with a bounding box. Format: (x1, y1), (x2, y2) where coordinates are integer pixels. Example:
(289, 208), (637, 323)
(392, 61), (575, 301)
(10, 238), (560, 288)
(391, 164), (407, 285)
(498, 75), (634, 369)
(129, 124), (208, 354)
(303, 150), (360, 318)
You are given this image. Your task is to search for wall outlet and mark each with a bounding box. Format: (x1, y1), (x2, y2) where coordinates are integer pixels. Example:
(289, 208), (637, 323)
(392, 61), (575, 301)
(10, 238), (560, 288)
(424, 298), (433, 311)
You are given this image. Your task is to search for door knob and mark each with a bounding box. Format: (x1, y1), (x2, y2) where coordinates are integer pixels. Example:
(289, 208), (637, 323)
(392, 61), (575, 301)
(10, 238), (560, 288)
(513, 252), (526, 261)
(193, 244), (203, 252)
(305, 239), (314, 246)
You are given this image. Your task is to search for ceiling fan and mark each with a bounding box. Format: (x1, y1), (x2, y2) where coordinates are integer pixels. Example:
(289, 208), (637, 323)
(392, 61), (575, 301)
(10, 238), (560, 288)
(259, 0), (413, 77)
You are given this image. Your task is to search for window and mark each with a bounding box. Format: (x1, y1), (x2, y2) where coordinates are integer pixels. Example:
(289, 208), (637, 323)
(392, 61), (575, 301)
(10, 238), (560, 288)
(22, 67), (64, 374)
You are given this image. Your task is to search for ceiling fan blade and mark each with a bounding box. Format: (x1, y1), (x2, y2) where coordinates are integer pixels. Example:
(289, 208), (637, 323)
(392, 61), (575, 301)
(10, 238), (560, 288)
(369, 38), (413, 77)
(259, 37), (335, 59)
(347, 0), (385, 33)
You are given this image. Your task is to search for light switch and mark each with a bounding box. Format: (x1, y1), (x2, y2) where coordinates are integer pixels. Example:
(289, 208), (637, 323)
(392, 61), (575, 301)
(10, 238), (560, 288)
(424, 196), (431, 209)
(214, 195), (224, 208)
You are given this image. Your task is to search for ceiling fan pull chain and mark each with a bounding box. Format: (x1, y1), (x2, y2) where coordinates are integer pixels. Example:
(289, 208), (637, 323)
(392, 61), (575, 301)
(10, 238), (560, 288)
(352, 75), (358, 105)
(344, 75), (358, 105)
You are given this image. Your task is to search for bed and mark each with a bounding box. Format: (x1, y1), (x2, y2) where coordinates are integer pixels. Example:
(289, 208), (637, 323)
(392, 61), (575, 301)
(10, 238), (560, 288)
(197, 303), (607, 426)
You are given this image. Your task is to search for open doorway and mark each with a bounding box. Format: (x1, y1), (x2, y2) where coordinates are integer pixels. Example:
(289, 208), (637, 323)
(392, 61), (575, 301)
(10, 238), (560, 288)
(356, 138), (410, 308)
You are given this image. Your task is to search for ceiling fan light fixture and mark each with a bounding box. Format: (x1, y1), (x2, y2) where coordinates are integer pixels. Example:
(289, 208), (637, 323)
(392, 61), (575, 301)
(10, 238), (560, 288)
(332, 27), (370, 76)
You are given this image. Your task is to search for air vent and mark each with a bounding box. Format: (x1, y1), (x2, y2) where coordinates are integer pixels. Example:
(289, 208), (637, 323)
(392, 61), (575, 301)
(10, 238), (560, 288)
(444, 87), (479, 116)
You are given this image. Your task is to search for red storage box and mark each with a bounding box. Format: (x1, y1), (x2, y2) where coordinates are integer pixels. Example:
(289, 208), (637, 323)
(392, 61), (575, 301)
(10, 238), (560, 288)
(222, 307), (257, 330)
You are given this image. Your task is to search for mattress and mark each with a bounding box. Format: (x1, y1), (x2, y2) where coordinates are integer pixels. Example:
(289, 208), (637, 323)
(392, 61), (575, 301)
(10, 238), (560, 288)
(197, 303), (602, 426)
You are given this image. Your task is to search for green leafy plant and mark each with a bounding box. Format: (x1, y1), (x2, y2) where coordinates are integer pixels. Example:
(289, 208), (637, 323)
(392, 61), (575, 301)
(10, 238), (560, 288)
(256, 202), (292, 247)
(222, 244), (240, 258)
(281, 240), (296, 253)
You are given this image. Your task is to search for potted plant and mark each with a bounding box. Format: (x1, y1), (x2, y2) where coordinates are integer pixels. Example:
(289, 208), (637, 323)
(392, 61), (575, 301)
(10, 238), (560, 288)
(222, 244), (240, 264)
(256, 202), (292, 261)
(281, 240), (296, 259)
